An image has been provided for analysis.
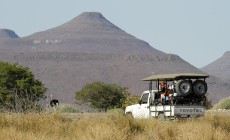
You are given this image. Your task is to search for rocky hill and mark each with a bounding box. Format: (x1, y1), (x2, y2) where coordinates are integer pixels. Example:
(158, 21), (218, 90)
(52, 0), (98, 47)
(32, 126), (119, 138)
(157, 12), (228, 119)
(202, 51), (230, 82)
(0, 12), (229, 104)
(0, 29), (19, 39)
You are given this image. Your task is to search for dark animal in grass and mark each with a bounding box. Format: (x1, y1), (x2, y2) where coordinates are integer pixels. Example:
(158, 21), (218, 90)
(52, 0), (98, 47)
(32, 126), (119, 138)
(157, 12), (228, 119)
(50, 99), (59, 107)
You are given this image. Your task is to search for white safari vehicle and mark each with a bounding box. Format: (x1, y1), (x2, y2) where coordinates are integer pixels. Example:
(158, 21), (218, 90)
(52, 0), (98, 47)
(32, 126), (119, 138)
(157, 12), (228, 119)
(125, 73), (209, 119)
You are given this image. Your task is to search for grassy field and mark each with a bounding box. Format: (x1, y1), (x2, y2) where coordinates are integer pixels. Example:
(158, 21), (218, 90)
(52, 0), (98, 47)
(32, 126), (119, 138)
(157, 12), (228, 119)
(0, 110), (229, 140)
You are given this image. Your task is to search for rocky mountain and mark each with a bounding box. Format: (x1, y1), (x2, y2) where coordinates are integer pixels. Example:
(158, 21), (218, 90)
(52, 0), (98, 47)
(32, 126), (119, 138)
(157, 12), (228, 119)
(202, 51), (230, 82)
(0, 12), (229, 104)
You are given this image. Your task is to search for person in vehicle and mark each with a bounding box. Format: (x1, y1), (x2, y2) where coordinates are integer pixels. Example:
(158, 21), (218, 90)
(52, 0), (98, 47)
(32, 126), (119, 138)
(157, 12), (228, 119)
(159, 81), (166, 92)
(159, 82), (168, 103)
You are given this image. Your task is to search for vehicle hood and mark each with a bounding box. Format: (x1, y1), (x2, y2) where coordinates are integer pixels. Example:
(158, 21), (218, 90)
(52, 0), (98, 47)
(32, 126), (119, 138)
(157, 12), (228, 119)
(125, 104), (139, 114)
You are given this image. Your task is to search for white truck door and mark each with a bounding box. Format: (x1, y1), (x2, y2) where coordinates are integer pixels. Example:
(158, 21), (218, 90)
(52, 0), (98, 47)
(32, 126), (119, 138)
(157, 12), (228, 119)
(135, 93), (150, 118)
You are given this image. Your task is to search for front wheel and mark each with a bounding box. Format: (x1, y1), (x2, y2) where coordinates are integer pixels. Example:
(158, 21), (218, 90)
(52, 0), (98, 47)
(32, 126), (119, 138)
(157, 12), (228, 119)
(126, 112), (133, 119)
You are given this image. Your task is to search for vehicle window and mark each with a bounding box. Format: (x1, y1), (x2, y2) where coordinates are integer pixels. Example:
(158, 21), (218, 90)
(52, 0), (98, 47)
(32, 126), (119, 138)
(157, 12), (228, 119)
(141, 93), (149, 104)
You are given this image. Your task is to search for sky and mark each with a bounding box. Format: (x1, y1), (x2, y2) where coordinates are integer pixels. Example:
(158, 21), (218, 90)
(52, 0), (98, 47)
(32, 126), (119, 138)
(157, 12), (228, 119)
(1, 0), (229, 68)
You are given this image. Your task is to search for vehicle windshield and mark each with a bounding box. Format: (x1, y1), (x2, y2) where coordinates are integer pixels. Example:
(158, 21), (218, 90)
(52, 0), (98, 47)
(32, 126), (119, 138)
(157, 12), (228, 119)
(140, 93), (149, 104)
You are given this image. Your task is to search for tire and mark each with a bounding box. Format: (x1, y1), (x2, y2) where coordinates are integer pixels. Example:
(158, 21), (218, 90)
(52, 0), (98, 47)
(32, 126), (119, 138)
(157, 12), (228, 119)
(158, 113), (166, 121)
(126, 113), (133, 119)
(175, 80), (192, 96)
(193, 80), (207, 96)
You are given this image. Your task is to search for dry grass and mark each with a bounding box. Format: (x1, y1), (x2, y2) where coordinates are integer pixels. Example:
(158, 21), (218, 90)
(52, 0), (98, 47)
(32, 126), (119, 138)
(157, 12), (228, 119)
(0, 111), (229, 140)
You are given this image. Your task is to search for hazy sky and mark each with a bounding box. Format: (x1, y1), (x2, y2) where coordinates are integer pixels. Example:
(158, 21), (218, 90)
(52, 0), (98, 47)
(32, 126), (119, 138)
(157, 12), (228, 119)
(1, 0), (229, 68)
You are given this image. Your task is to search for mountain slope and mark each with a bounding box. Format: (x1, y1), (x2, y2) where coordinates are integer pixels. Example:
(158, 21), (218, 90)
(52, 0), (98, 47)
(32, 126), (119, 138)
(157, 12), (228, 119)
(20, 12), (161, 54)
(0, 12), (229, 104)
(202, 51), (230, 82)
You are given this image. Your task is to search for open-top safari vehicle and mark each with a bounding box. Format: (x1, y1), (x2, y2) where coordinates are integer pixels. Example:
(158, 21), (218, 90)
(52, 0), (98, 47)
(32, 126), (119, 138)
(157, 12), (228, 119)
(125, 73), (209, 119)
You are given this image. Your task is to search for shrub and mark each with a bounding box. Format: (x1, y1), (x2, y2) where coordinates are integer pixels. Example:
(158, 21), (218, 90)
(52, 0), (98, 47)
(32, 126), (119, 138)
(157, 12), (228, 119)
(75, 81), (129, 112)
(212, 97), (230, 110)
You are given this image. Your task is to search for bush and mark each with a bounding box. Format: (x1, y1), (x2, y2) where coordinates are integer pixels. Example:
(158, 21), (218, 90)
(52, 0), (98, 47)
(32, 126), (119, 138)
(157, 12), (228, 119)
(212, 97), (230, 110)
(75, 81), (129, 112)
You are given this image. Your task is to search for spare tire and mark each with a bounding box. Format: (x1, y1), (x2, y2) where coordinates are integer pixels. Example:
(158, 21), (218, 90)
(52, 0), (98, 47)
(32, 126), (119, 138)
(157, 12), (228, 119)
(175, 80), (192, 96)
(193, 80), (207, 96)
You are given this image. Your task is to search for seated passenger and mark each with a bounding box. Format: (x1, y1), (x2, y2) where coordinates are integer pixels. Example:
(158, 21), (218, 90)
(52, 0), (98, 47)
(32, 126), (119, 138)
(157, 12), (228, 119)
(161, 94), (169, 100)
(159, 81), (166, 92)
(159, 82), (168, 103)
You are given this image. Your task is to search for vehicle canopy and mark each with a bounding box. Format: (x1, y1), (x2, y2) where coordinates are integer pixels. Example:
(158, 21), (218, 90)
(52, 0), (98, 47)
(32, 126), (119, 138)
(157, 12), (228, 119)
(142, 73), (209, 81)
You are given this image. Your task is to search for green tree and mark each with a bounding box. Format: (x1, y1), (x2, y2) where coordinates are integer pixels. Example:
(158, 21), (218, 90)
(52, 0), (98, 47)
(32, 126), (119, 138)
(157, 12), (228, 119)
(0, 61), (47, 112)
(75, 81), (129, 112)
